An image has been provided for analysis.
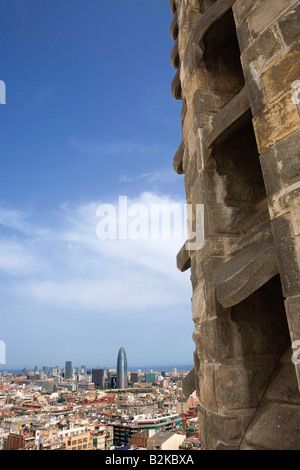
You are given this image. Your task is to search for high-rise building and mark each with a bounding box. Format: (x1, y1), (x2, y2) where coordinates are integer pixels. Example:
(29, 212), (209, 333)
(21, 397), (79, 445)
(92, 368), (106, 387)
(130, 372), (139, 384)
(65, 361), (73, 379)
(116, 347), (128, 389)
(145, 372), (156, 384)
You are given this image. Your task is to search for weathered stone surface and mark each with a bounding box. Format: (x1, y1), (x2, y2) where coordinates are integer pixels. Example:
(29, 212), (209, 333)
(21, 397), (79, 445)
(273, 130), (300, 186)
(278, 2), (300, 46)
(247, 0), (298, 39)
(184, 151), (198, 199)
(173, 141), (184, 175)
(269, 186), (300, 237)
(205, 408), (254, 449)
(182, 367), (196, 397)
(262, 46), (300, 103)
(271, 215), (300, 295)
(264, 360), (300, 405)
(215, 364), (273, 411)
(233, 0), (263, 27)
(176, 242), (191, 272)
(243, 63), (267, 115)
(191, 170), (216, 205)
(170, 0), (176, 15)
(193, 316), (233, 364)
(207, 203), (244, 236)
(259, 147), (283, 196)
(240, 26), (283, 70)
(230, 274), (290, 360)
(191, 0), (236, 67)
(170, 11), (178, 40)
(192, 88), (230, 116)
(236, 21), (251, 53)
(285, 295), (300, 343)
(192, 280), (208, 325)
(170, 37), (179, 69)
(205, 86), (250, 148)
(260, 130), (300, 196)
(253, 90), (300, 154)
(171, 67), (182, 100)
(241, 402), (300, 450)
(198, 364), (218, 411)
(216, 237), (278, 308)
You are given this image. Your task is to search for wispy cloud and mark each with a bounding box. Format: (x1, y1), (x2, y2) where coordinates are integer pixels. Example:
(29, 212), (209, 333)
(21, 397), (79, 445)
(0, 192), (190, 311)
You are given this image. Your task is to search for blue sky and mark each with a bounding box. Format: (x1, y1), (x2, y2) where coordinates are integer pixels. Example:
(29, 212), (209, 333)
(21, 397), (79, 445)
(0, 0), (193, 370)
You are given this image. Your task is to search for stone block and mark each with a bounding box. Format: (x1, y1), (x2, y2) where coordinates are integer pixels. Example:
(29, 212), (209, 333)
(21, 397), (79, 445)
(285, 295), (300, 343)
(205, 408), (254, 449)
(233, 0), (263, 27)
(278, 2), (300, 47)
(182, 368), (196, 397)
(264, 361), (300, 405)
(274, 130), (300, 186)
(184, 151), (198, 200)
(253, 90), (300, 154)
(259, 147), (283, 196)
(215, 364), (273, 411)
(262, 47), (300, 103)
(243, 63), (266, 115)
(192, 280), (208, 325)
(198, 364), (218, 411)
(193, 316), (233, 363)
(270, 186), (300, 237)
(192, 88), (230, 116)
(271, 215), (300, 296)
(191, 170), (216, 205)
(236, 21), (252, 53)
(241, 26), (283, 70)
(242, 402), (300, 450)
(207, 203), (244, 236)
(247, 0), (297, 39)
(197, 404), (207, 448)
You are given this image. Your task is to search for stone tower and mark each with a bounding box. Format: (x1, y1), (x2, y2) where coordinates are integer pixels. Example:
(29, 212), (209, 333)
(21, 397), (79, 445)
(170, 0), (300, 449)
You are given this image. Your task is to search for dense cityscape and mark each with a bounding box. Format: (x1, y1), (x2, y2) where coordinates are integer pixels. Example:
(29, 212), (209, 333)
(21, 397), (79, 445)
(0, 348), (200, 451)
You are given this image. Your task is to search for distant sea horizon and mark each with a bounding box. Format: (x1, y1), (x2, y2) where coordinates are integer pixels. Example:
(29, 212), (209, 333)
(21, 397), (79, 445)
(0, 364), (194, 374)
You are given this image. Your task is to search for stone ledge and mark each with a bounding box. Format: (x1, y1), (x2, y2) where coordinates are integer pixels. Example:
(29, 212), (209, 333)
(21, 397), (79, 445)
(170, 0), (176, 15)
(205, 85), (251, 148)
(170, 11), (179, 40)
(176, 242), (191, 272)
(184, 0), (236, 71)
(215, 237), (278, 308)
(170, 37), (180, 69)
(173, 141), (184, 175)
(171, 68), (182, 100)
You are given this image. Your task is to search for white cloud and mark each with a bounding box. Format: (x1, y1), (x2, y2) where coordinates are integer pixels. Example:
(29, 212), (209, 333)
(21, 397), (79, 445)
(0, 192), (191, 315)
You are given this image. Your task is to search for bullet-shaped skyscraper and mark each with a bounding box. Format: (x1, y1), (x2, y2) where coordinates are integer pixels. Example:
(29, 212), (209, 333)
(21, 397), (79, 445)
(116, 347), (128, 389)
